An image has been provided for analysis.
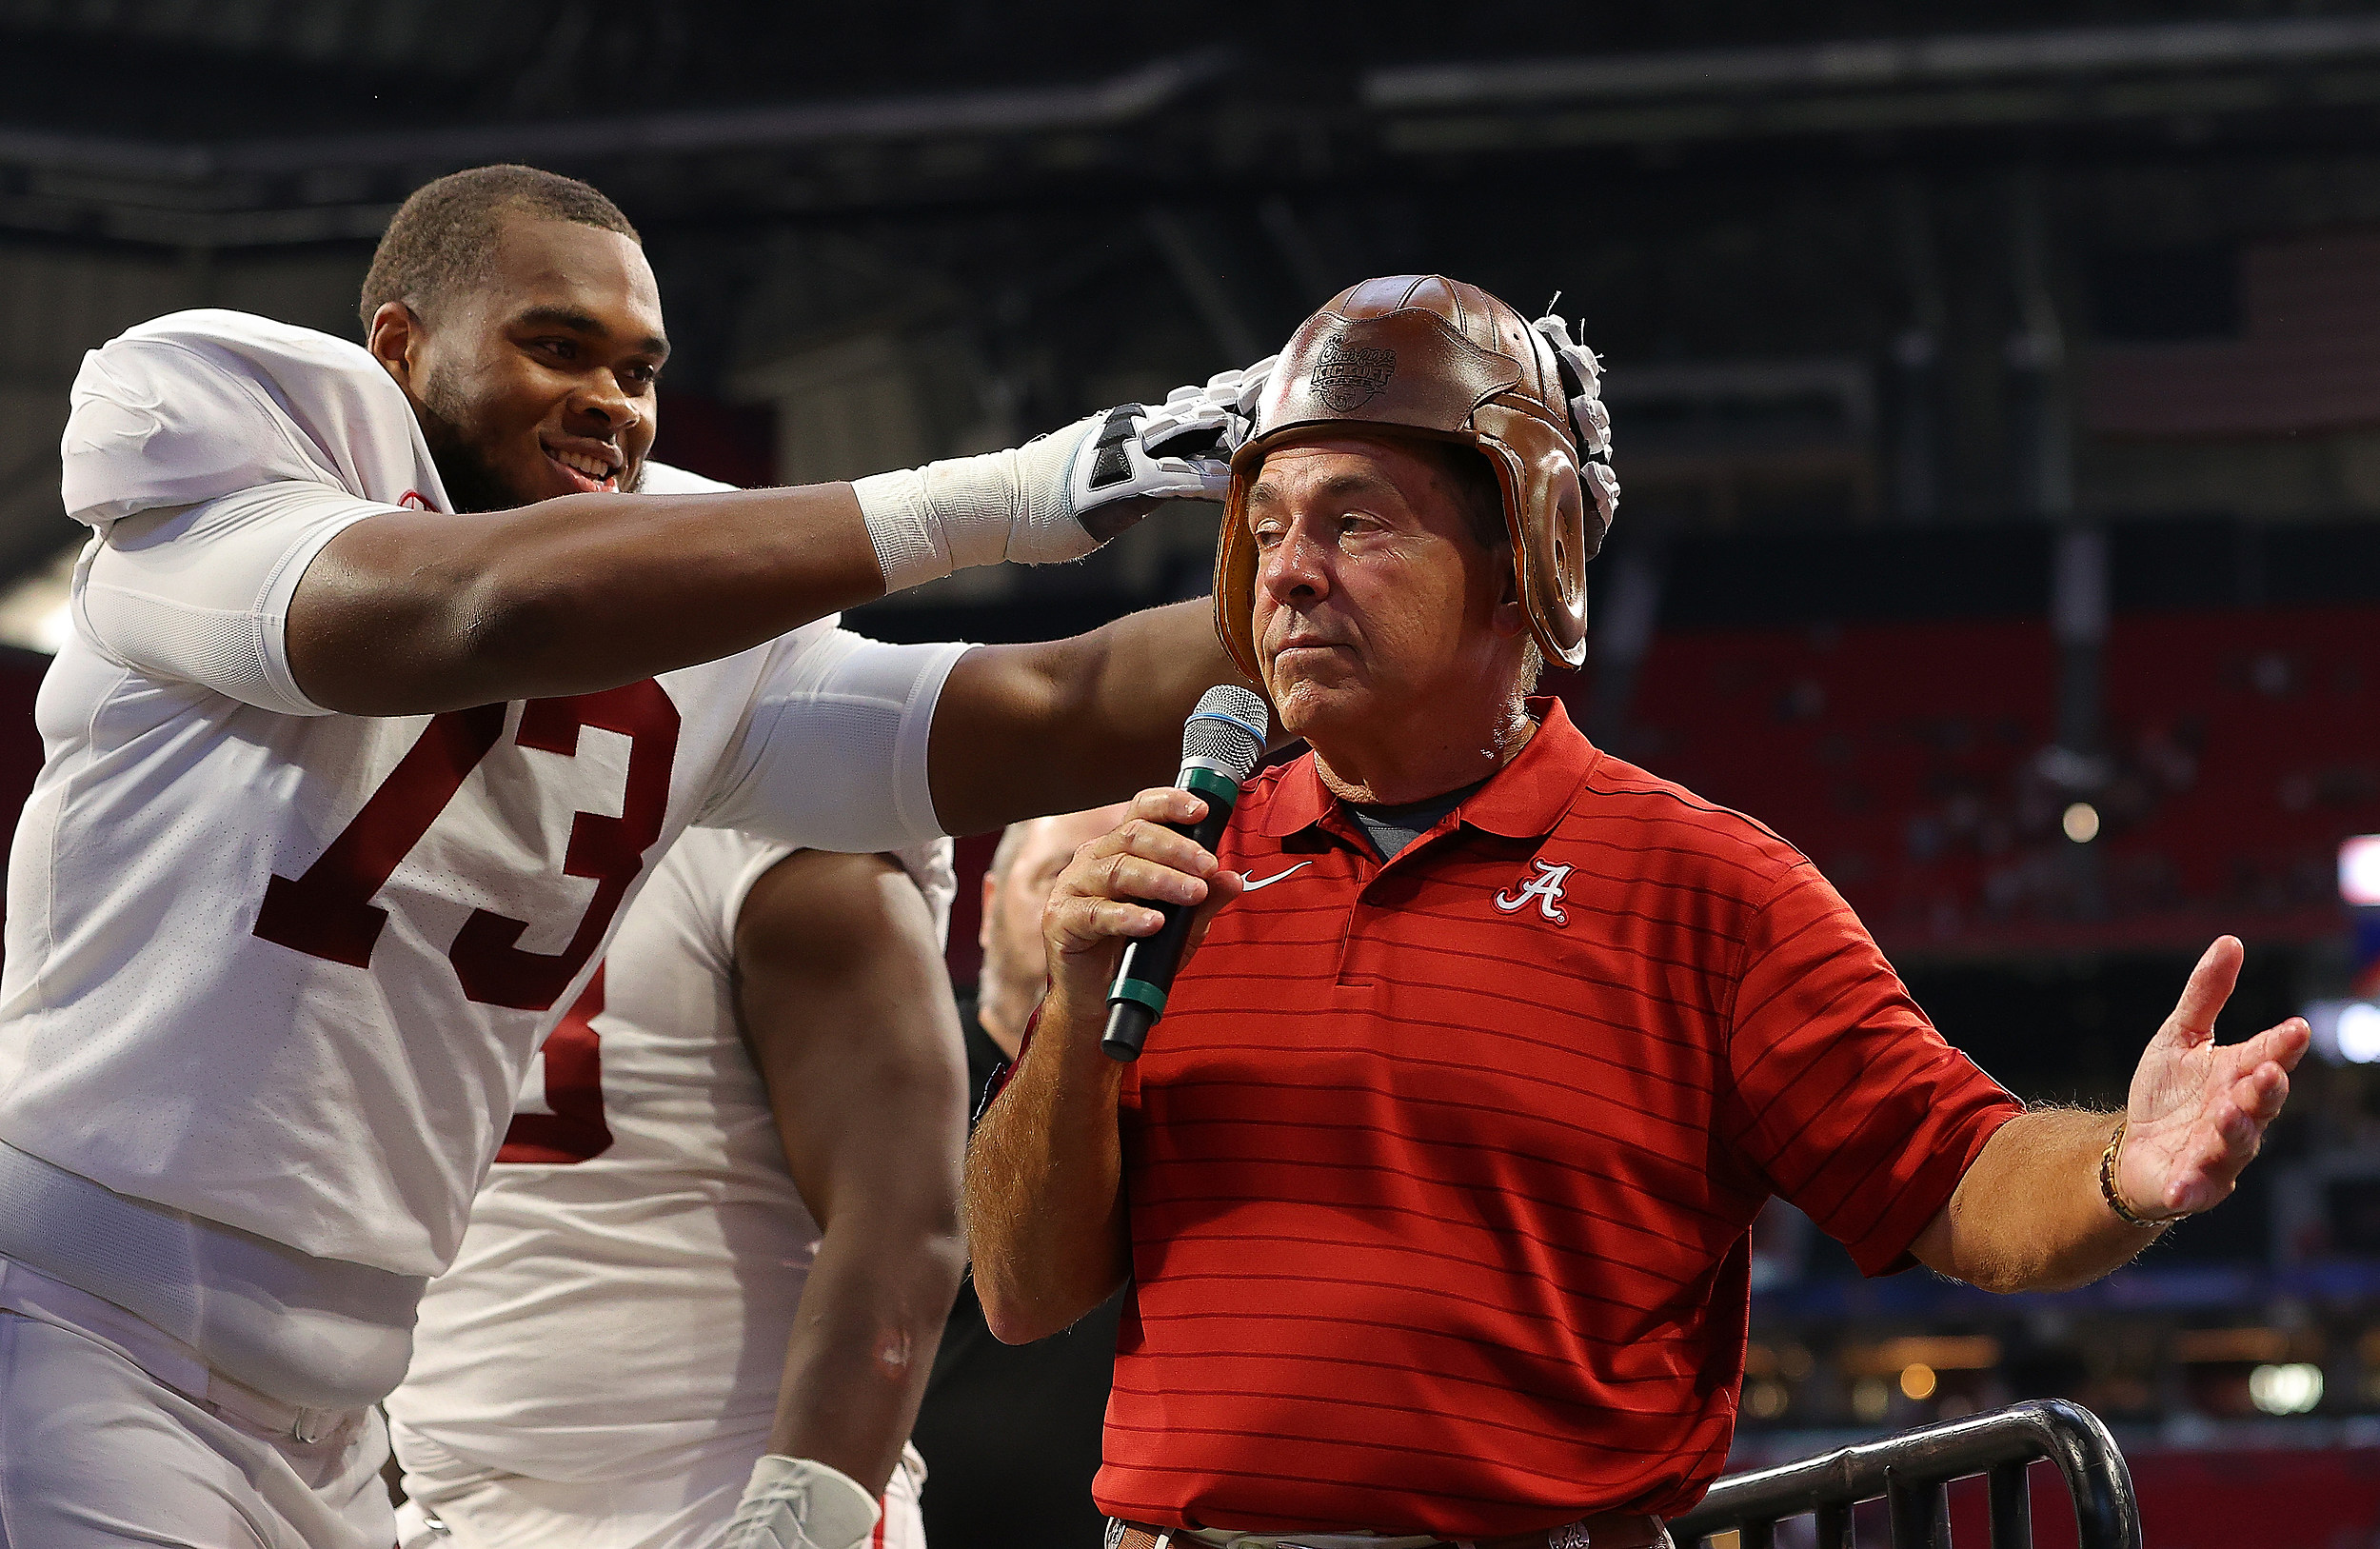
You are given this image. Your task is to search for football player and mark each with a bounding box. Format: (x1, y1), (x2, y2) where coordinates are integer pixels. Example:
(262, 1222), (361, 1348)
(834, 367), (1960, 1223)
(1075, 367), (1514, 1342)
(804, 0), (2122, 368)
(0, 164), (1261, 1549)
(388, 825), (962, 1549)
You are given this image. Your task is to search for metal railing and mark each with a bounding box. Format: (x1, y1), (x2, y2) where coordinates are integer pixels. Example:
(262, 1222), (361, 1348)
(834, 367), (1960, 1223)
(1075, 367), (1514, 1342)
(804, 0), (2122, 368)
(1670, 1400), (2141, 1549)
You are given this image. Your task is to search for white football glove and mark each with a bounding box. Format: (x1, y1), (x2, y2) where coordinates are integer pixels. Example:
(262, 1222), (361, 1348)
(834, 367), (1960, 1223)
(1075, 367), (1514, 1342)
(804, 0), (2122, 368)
(716, 1455), (881, 1549)
(1531, 313), (1619, 531)
(852, 355), (1278, 593)
(1067, 353), (1278, 536)
(1136, 355), (1276, 467)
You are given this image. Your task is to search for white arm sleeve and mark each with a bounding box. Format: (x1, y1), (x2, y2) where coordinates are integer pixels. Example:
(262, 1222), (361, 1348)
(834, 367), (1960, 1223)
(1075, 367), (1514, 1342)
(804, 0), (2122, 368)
(72, 480), (397, 716)
(892, 837), (958, 948)
(699, 628), (975, 854)
(711, 834), (956, 961)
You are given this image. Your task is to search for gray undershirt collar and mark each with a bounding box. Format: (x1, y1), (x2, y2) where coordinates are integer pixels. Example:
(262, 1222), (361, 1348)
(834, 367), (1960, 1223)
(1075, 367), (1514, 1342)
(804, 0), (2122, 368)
(1345, 778), (1490, 861)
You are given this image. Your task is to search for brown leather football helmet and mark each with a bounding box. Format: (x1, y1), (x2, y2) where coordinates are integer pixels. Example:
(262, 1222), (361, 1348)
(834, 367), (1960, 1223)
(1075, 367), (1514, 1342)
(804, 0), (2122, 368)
(1214, 274), (1617, 681)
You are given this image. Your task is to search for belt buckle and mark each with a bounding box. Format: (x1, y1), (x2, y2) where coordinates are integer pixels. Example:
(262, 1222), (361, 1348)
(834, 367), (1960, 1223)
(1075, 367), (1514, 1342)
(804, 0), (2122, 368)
(1546, 1526), (1594, 1549)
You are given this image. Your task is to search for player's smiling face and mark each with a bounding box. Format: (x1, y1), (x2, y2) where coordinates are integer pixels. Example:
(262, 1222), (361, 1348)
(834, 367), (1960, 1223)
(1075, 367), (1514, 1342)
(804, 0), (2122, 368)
(1245, 434), (1528, 745)
(385, 214), (668, 511)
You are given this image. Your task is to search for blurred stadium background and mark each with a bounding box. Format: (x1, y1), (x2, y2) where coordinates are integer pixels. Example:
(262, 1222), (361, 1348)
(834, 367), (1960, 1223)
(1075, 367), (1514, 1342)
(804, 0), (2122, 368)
(0, 0), (2377, 1542)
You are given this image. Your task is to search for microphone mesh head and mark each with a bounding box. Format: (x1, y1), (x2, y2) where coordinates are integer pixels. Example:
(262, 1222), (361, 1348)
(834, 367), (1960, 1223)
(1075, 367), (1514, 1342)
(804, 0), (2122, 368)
(1181, 685), (1269, 781)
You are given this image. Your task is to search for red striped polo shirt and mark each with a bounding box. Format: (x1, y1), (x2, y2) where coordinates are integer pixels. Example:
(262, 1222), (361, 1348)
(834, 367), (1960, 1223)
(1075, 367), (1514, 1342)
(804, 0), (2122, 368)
(1095, 697), (2021, 1537)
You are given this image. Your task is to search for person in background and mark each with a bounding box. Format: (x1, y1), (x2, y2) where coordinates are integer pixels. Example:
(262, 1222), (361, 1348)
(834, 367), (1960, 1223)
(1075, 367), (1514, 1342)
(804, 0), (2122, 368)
(911, 807), (1129, 1549)
(387, 826), (962, 1548)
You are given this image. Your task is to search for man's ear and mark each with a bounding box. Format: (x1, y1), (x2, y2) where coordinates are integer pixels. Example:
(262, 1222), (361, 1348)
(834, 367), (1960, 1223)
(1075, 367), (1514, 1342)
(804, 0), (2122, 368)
(978, 872), (998, 955)
(365, 301), (423, 389)
(1488, 544), (1530, 640)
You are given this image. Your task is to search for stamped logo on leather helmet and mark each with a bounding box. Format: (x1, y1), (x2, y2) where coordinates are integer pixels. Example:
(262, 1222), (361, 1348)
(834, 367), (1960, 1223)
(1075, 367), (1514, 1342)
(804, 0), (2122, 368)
(1310, 334), (1396, 412)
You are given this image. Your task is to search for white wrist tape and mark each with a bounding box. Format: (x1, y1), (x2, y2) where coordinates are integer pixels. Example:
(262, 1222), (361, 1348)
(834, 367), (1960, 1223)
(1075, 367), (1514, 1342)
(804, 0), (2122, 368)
(718, 1455), (881, 1549)
(851, 418), (1095, 593)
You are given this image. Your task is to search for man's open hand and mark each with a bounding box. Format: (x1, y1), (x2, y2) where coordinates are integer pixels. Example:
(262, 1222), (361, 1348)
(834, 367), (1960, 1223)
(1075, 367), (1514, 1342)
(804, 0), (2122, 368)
(2116, 936), (2311, 1220)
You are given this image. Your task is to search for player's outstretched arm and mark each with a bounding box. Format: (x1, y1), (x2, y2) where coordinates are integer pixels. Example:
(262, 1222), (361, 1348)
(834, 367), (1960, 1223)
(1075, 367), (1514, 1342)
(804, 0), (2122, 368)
(286, 368), (1262, 717)
(291, 482), (887, 714)
(964, 790), (1243, 1343)
(1912, 935), (2310, 1292)
(732, 849), (969, 1498)
(924, 600), (1266, 840)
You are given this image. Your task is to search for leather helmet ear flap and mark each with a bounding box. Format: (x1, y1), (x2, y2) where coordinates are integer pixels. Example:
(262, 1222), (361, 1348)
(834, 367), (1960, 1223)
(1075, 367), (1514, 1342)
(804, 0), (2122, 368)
(1473, 403), (1589, 669)
(1214, 449), (1264, 684)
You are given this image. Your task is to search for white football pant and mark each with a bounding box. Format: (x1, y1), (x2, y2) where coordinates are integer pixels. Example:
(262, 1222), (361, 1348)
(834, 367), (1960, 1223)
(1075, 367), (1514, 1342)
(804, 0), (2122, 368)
(0, 1261), (394, 1549)
(392, 1422), (928, 1549)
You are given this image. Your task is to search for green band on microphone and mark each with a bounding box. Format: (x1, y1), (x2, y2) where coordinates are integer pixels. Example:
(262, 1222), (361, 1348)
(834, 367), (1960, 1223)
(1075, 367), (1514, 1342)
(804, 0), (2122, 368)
(1181, 766), (1241, 805)
(1109, 977), (1168, 1017)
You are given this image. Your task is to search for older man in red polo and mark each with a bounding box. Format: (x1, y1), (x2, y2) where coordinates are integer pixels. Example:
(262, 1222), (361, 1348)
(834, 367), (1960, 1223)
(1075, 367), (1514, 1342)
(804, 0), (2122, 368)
(965, 276), (2308, 1549)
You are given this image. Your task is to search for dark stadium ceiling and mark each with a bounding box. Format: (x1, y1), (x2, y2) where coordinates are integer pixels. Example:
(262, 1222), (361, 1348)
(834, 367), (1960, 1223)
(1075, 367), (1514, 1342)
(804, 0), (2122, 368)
(10, 1), (2380, 245)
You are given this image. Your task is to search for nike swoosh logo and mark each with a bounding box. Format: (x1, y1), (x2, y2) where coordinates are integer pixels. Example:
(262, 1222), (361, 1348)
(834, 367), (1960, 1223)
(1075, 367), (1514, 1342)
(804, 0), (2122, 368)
(1239, 862), (1313, 892)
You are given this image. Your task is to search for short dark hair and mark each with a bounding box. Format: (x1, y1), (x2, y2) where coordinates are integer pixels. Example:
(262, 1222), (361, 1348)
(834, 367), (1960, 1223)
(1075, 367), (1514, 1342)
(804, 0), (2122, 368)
(359, 165), (640, 328)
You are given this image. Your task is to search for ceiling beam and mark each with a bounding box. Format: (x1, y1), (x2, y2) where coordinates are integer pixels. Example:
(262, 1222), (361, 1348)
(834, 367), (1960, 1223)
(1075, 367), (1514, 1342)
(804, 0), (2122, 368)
(0, 49), (1231, 186)
(1366, 16), (2380, 110)
(9, 19), (2380, 248)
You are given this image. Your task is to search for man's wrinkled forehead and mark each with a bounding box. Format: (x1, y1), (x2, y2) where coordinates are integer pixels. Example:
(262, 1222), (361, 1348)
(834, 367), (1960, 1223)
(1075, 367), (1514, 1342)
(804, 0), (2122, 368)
(1243, 435), (1423, 519)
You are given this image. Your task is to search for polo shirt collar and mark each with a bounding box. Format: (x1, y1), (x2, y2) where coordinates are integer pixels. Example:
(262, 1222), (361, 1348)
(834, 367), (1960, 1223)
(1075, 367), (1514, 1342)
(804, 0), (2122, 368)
(1258, 695), (1598, 843)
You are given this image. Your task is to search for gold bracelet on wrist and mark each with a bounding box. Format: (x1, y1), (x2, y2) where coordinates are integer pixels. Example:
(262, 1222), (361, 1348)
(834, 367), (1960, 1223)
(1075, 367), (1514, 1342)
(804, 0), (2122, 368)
(2099, 1118), (2182, 1228)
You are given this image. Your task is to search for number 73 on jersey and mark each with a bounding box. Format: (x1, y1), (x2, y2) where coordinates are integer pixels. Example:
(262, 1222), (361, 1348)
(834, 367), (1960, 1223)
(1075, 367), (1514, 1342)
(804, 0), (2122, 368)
(251, 682), (680, 1014)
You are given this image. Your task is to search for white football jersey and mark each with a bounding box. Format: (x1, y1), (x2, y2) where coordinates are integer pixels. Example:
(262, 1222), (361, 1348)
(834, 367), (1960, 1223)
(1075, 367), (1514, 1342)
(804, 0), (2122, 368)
(387, 826), (955, 1483)
(0, 310), (967, 1322)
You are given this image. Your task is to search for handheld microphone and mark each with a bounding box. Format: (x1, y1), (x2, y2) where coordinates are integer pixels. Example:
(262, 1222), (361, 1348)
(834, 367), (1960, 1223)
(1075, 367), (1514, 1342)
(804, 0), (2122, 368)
(1101, 685), (1270, 1062)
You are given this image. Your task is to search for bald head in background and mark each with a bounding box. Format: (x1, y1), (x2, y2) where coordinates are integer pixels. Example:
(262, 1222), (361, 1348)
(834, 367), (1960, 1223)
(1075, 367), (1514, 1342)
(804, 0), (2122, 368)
(976, 805), (1130, 1058)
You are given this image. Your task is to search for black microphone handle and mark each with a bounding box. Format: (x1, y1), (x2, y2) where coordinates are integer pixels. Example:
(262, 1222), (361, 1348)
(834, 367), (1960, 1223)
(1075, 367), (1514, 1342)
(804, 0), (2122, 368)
(1101, 999), (1159, 1065)
(1101, 797), (1236, 1062)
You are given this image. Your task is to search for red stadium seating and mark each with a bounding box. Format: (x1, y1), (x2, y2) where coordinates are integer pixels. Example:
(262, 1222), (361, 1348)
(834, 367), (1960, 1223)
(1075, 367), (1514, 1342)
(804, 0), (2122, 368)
(1606, 615), (2061, 950)
(2101, 606), (2380, 939)
(1602, 606), (2380, 953)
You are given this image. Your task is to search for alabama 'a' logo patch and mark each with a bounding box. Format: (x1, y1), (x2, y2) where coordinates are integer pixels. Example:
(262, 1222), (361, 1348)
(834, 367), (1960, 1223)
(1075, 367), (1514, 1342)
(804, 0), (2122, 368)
(1494, 860), (1573, 924)
(1311, 334), (1397, 412)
